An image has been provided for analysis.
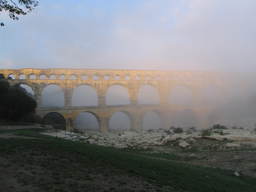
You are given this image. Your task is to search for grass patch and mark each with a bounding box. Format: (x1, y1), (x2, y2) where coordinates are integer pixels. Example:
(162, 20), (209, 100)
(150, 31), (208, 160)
(0, 128), (256, 192)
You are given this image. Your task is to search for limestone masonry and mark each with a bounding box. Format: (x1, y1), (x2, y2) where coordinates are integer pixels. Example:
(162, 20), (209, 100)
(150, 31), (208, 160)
(0, 68), (228, 131)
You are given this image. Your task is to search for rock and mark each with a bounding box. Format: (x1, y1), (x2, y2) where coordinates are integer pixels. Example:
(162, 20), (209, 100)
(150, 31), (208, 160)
(188, 137), (196, 143)
(161, 134), (181, 144)
(178, 140), (190, 148)
(87, 139), (95, 144)
(202, 136), (226, 141)
(226, 143), (241, 148)
(188, 153), (197, 158)
(233, 171), (240, 177)
(43, 128), (256, 150)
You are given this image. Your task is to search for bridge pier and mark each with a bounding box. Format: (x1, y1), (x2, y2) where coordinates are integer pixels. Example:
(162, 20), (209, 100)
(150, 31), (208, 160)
(128, 86), (139, 106)
(194, 108), (210, 129)
(100, 117), (108, 132)
(65, 118), (73, 131)
(34, 86), (43, 107)
(161, 113), (172, 129)
(63, 88), (73, 107)
(98, 95), (106, 107)
(132, 113), (142, 131)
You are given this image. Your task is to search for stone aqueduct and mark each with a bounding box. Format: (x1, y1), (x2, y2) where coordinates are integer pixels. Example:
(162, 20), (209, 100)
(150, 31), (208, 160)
(0, 68), (226, 131)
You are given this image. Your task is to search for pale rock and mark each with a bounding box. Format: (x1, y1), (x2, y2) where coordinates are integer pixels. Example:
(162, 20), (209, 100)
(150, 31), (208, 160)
(226, 143), (241, 148)
(178, 140), (190, 148)
(42, 128), (256, 150)
(234, 171), (240, 177)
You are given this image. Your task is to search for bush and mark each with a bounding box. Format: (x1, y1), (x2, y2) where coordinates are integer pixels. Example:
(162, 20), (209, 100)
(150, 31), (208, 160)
(186, 127), (197, 134)
(21, 113), (42, 123)
(170, 127), (184, 134)
(201, 129), (212, 137)
(212, 124), (228, 130)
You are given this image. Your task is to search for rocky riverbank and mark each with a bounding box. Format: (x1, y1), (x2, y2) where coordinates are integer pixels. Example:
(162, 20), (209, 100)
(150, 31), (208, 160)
(43, 126), (256, 150)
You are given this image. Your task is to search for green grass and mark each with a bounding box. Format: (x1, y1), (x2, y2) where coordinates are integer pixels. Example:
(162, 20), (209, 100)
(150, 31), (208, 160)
(0, 128), (256, 192)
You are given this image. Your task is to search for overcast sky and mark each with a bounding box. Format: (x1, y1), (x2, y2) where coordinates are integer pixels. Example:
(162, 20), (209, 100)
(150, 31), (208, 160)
(1, 0), (256, 71)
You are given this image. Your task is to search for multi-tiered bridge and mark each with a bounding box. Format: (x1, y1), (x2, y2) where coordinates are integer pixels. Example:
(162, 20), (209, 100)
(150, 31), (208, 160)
(0, 68), (226, 131)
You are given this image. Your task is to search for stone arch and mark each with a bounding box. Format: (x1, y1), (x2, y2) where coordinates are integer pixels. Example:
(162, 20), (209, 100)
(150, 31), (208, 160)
(42, 112), (66, 129)
(19, 84), (35, 98)
(142, 74), (150, 81)
(59, 74), (66, 80)
(104, 74), (110, 80)
(71, 85), (98, 106)
(106, 84), (130, 106)
(138, 85), (160, 105)
(109, 111), (132, 131)
(41, 84), (64, 107)
(142, 110), (162, 130)
(124, 74), (130, 80)
(70, 74), (77, 80)
(135, 74), (141, 80)
(29, 74), (37, 80)
(169, 86), (193, 107)
(74, 111), (100, 131)
(7, 73), (16, 79)
(81, 74), (88, 80)
(39, 74), (48, 80)
(19, 74), (26, 79)
(114, 74), (120, 80)
(49, 74), (57, 80)
(93, 74), (100, 80)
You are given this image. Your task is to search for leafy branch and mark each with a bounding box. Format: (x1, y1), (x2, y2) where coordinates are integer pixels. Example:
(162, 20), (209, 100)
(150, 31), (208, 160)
(0, 0), (39, 26)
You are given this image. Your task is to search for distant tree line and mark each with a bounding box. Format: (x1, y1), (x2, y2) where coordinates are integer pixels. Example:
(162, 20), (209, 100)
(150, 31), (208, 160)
(0, 74), (37, 123)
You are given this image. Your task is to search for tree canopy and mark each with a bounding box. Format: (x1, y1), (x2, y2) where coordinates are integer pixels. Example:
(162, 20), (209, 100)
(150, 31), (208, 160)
(0, 74), (37, 122)
(0, 0), (38, 26)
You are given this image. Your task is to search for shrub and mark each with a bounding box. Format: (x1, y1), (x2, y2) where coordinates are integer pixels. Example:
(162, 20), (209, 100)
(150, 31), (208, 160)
(170, 127), (184, 134)
(212, 124), (228, 130)
(186, 127), (197, 134)
(201, 129), (212, 137)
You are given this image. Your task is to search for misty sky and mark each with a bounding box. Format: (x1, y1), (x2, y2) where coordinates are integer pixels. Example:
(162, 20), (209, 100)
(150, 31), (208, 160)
(1, 0), (256, 71)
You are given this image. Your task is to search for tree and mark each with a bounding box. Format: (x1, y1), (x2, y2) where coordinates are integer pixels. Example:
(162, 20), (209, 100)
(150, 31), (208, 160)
(0, 74), (5, 79)
(0, 75), (37, 122)
(0, 0), (39, 26)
